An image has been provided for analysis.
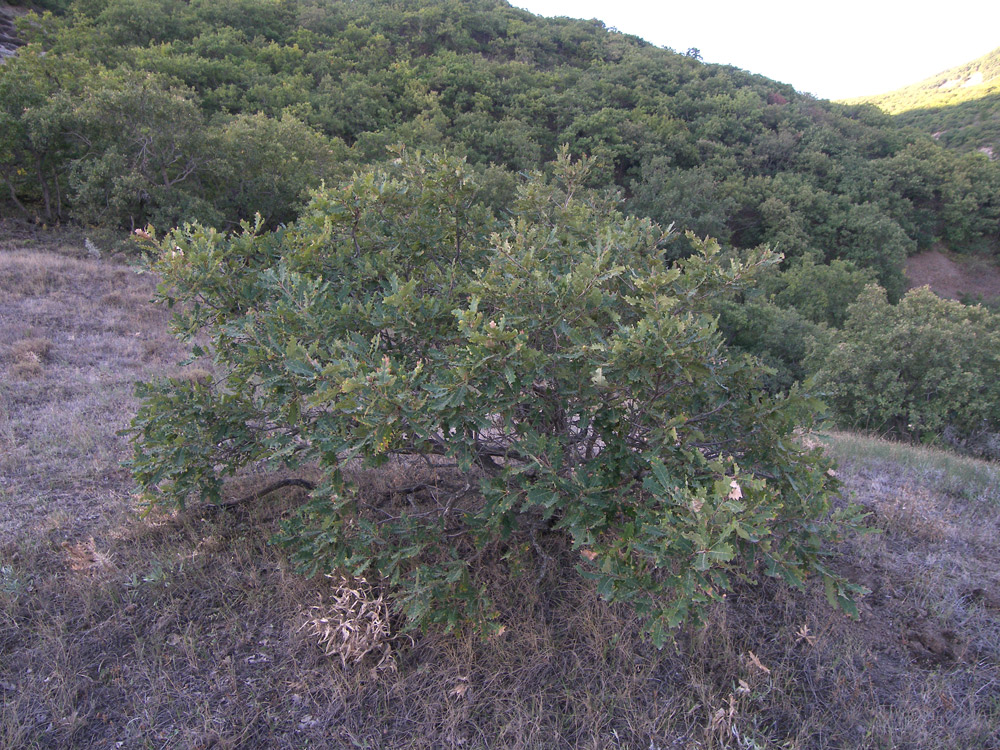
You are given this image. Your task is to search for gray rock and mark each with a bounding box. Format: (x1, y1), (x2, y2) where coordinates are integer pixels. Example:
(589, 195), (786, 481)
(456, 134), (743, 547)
(0, 4), (24, 61)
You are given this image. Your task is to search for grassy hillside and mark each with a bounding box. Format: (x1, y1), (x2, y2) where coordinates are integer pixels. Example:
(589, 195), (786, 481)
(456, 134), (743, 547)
(1, 234), (998, 748)
(2, 8), (1000, 744)
(846, 47), (1000, 115)
(844, 47), (1000, 158)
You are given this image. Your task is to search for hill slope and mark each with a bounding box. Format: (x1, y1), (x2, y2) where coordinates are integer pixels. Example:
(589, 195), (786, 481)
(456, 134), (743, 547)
(844, 47), (1000, 158)
(1, 0), (998, 285)
(846, 47), (1000, 115)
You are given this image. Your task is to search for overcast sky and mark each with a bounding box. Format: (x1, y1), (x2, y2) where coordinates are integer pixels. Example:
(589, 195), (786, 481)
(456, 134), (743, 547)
(512, 0), (1000, 100)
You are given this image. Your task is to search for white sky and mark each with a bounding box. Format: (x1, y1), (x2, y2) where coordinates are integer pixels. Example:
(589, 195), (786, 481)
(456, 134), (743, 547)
(513, 0), (1000, 100)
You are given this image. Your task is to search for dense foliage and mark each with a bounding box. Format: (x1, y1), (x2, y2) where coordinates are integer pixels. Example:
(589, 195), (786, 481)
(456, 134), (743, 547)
(814, 285), (1000, 455)
(897, 94), (1000, 159)
(1, 0), (998, 282)
(130, 152), (866, 643)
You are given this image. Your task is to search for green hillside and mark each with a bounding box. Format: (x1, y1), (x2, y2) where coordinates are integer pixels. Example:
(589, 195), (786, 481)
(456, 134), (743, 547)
(845, 47), (1000, 114)
(2, 8), (1000, 745)
(844, 47), (1000, 157)
(2, 0), (999, 284)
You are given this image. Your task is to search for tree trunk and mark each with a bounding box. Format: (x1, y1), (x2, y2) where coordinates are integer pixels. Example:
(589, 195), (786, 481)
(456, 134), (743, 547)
(34, 153), (52, 222)
(51, 165), (62, 220)
(2, 168), (31, 218)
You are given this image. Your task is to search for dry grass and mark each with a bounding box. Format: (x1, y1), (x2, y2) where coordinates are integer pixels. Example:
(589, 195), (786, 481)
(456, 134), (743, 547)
(0, 231), (189, 542)
(1, 229), (998, 749)
(9, 337), (54, 363)
(301, 576), (398, 671)
(7, 338), (53, 380)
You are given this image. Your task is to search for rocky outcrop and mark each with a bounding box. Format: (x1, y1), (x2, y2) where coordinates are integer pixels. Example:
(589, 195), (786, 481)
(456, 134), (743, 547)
(0, 4), (24, 61)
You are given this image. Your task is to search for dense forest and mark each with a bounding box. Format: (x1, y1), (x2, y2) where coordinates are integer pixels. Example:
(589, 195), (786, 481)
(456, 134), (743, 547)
(846, 46), (1000, 158)
(2, 0), (1000, 449)
(3, 1), (999, 262)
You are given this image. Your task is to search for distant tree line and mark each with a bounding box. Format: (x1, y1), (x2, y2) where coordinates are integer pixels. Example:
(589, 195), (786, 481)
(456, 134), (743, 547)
(2, 0), (998, 266)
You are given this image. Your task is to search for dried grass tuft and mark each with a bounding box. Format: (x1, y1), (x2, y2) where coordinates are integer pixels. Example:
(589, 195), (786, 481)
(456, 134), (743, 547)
(178, 367), (214, 385)
(9, 337), (53, 363)
(61, 537), (114, 573)
(300, 575), (397, 672)
(10, 362), (42, 381)
(7, 337), (53, 378)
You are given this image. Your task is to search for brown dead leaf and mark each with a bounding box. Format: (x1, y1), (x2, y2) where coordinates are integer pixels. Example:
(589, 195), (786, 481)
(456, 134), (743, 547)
(728, 480), (743, 501)
(449, 678), (471, 699)
(747, 650), (770, 674)
(710, 707), (727, 730)
(301, 576), (397, 672)
(795, 623), (818, 646)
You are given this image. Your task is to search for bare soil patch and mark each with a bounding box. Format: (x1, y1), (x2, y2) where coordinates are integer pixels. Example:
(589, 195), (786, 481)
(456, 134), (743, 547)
(905, 248), (1000, 302)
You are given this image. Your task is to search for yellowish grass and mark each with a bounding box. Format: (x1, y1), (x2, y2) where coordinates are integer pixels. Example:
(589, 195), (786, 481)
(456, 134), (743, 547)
(820, 429), (1000, 507)
(9, 337), (53, 363)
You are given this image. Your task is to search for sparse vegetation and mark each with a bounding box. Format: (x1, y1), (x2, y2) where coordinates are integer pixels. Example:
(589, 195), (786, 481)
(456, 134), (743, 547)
(822, 430), (1000, 506)
(905, 248), (1000, 306)
(845, 47), (1000, 158)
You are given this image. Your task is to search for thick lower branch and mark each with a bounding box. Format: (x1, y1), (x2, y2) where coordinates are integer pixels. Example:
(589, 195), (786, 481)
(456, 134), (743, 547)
(218, 478), (316, 509)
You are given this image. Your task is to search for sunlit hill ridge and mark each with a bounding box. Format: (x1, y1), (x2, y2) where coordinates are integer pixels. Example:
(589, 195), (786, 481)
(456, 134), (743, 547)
(845, 46), (1000, 157)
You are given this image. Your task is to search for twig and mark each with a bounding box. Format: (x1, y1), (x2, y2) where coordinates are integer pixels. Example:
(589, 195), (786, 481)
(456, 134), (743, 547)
(218, 478), (316, 510)
(531, 526), (555, 584)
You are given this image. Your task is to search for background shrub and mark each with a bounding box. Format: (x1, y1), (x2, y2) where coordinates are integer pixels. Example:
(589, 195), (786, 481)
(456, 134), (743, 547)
(813, 285), (1000, 454)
